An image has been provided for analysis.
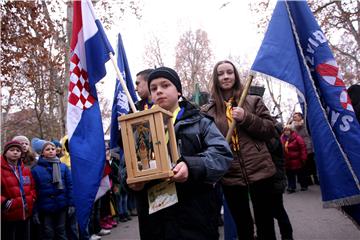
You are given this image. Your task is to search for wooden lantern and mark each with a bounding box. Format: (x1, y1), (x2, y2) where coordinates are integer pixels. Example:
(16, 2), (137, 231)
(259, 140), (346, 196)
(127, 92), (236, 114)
(118, 105), (179, 184)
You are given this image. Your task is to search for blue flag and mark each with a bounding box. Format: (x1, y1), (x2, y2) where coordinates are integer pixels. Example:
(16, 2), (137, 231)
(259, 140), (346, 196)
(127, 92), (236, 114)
(109, 33), (138, 153)
(251, 0), (360, 226)
(66, 0), (114, 234)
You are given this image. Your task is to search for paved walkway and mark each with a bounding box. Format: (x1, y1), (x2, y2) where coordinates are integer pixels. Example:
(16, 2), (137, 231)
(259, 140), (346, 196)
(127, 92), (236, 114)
(103, 185), (360, 240)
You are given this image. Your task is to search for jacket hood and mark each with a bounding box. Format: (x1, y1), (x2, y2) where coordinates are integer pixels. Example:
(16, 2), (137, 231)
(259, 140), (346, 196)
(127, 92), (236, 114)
(60, 135), (69, 154)
(179, 99), (199, 117)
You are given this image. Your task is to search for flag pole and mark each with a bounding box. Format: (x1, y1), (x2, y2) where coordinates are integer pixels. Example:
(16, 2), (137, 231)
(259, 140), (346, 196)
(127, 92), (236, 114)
(109, 53), (137, 113)
(225, 73), (254, 143)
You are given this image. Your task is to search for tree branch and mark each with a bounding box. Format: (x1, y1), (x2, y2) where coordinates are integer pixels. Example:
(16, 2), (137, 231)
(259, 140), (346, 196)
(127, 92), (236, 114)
(313, 0), (337, 14)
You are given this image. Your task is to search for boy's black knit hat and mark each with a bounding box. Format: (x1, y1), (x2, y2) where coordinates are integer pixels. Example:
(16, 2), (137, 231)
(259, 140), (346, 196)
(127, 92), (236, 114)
(3, 140), (23, 156)
(148, 67), (182, 95)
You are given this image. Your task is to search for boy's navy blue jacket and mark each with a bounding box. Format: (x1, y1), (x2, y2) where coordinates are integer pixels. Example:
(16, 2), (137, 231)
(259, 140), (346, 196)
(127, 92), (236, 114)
(136, 100), (233, 240)
(31, 157), (73, 213)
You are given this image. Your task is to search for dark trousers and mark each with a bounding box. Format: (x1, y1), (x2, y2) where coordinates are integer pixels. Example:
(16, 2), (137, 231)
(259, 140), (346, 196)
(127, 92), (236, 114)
(89, 199), (102, 235)
(304, 153), (319, 184)
(66, 211), (79, 240)
(214, 183), (223, 225)
(273, 193), (293, 239)
(42, 209), (67, 240)
(127, 190), (137, 212)
(100, 191), (111, 219)
(286, 168), (307, 190)
(80, 198), (102, 240)
(31, 218), (41, 240)
(119, 190), (128, 215)
(222, 177), (276, 240)
(1, 218), (31, 240)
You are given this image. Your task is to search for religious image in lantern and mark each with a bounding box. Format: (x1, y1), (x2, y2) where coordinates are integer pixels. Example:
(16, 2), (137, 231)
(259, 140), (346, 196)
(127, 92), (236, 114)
(133, 121), (155, 171)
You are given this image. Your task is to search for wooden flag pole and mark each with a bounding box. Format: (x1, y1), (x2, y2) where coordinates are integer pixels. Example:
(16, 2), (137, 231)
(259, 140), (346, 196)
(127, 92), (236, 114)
(225, 74), (255, 143)
(109, 53), (137, 113)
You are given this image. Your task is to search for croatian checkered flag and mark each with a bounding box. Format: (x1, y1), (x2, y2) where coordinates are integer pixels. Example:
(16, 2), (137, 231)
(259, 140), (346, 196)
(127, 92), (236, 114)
(66, 0), (114, 234)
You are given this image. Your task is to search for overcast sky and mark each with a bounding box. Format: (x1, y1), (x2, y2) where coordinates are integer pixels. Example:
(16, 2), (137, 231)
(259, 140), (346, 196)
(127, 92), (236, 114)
(116, 0), (271, 69)
(93, 0), (300, 129)
(101, 0), (276, 96)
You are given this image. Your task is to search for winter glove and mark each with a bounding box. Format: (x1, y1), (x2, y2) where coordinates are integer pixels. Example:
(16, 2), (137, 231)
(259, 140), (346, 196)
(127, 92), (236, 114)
(67, 206), (75, 217)
(32, 212), (40, 225)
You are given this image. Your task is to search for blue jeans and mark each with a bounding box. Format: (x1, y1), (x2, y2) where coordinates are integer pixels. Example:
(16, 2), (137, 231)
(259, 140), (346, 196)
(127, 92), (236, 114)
(127, 191), (136, 212)
(41, 209), (67, 240)
(119, 191), (128, 215)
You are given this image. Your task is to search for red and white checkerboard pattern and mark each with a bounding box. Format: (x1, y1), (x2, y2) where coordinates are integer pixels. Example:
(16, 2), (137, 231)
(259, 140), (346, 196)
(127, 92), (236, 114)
(316, 60), (354, 112)
(316, 60), (345, 87)
(68, 53), (95, 110)
(340, 89), (354, 112)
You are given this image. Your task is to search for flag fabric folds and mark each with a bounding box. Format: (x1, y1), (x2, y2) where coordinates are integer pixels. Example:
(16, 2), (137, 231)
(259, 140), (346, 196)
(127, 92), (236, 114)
(251, 0), (360, 226)
(109, 33), (138, 152)
(67, 0), (114, 234)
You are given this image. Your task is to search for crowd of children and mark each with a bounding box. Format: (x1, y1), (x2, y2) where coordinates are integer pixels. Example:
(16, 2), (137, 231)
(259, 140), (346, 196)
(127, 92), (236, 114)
(1, 135), (138, 240)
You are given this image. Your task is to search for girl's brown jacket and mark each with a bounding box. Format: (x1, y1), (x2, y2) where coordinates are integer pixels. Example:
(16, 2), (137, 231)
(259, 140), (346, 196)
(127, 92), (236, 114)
(202, 95), (276, 186)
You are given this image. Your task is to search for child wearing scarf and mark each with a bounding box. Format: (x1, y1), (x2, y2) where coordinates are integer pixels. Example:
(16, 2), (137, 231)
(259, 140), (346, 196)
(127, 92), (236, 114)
(280, 125), (308, 193)
(31, 140), (74, 239)
(1, 140), (37, 240)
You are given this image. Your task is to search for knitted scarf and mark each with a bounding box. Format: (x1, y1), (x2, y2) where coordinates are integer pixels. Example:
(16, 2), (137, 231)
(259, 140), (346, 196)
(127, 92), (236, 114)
(44, 157), (64, 189)
(282, 135), (290, 154)
(225, 98), (240, 151)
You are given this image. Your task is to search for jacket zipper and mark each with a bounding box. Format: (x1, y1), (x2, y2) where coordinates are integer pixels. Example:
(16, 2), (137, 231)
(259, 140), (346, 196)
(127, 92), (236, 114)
(177, 139), (183, 157)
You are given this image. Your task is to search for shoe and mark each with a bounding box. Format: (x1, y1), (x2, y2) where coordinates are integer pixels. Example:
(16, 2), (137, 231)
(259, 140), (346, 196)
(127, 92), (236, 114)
(90, 234), (101, 240)
(125, 214), (132, 221)
(111, 219), (118, 226)
(130, 209), (138, 216)
(106, 217), (117, 227)
(287, 189), (295, 194)
(97, 229), (111, 236)
(100, 222), (113, 229)
(301, 187), (308, 191)
(118, 214), (128, 222)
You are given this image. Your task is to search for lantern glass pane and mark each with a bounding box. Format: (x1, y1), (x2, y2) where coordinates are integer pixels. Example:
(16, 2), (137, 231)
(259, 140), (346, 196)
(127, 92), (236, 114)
(132, 121), (157, 171)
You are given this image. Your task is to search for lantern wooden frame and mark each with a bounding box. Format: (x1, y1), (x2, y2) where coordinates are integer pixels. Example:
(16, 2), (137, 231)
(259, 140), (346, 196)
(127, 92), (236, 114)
(118, 106), (179, 184)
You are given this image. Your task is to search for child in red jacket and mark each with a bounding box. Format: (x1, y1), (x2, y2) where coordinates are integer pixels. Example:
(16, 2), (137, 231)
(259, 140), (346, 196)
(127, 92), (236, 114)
(1, 140), (37, 240)
(280, 125), (308, 193)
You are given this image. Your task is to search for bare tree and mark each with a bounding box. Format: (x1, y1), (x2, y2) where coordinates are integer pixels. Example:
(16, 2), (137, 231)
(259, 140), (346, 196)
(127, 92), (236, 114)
(1, 0), (61, 140)
(144, 36), (166, 68)
(309, 0), (359, 85)
(227, 54), (252, 81)
(174, 29), (213, 98)
(250, 0), (359, 86)
(248, 0), (359, 124)
(1, 0), (143, 143)
(249, 0), (273, 34)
